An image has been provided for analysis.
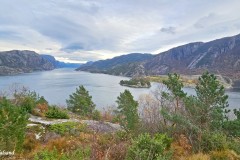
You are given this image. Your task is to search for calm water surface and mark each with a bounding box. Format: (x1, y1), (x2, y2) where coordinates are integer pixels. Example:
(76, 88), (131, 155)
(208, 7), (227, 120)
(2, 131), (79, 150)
(0, 68), (239, 110)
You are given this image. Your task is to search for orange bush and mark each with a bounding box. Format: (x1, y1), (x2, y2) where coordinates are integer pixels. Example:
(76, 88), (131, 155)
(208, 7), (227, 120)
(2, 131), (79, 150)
(101, 107), (117, 122)
(210, 150), (240, 160)
(46, 137), (79, 153)
(107, 142), (129, 160)
(23, 133), (40, 153)
(185, 153), (210, 160)
(36, 103), (48, 114)
(31, 103), (48, 117)
(172, 134), (192, 159)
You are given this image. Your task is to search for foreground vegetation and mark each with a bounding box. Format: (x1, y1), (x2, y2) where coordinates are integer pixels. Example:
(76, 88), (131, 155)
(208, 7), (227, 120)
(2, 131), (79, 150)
(0, 72), (240, 159)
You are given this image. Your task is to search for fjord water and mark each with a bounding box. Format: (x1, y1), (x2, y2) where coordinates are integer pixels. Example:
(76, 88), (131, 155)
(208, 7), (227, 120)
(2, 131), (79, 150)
(0, 68), (239, 110)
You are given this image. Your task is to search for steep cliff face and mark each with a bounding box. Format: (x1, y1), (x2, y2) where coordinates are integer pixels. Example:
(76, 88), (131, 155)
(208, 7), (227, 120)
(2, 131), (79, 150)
(0, 50), (54, 75)
(145, 42), (203, 74)
(144, 34), (240, 80)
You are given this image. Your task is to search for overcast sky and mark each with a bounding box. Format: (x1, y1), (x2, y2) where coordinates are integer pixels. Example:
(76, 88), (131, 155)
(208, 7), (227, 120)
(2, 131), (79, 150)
(0, 0), (240, 63)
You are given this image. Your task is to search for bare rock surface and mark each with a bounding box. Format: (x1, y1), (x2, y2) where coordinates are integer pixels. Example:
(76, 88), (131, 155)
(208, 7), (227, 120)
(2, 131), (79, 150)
(29, 115), (122, 133)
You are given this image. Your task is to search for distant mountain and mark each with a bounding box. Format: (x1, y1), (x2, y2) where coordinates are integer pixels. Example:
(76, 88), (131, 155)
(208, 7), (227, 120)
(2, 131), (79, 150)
(76, 53), (153, 76)
(0, 51), (82, 75)
(41, 55), (81, 68)
(0, 50), (54, 75)
(77, 34), (240, 82)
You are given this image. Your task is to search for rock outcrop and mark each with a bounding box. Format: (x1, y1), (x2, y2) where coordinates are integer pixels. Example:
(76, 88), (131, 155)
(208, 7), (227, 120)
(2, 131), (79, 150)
(29, 115), (122, 133)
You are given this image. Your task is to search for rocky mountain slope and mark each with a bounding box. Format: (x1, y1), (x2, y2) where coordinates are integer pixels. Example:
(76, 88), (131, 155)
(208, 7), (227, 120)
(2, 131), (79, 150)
(77, 34), (240, 82)
(76, 53), (153, 76)
(145, 34), (240, 80)
(0, 50), (54, 75)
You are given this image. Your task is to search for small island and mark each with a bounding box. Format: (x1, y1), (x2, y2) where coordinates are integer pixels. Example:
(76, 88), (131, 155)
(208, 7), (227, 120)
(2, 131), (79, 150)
(120, 78), (151, 88)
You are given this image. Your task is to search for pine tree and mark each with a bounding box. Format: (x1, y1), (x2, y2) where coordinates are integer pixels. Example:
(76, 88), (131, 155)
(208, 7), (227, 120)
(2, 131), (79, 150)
(66, 85), (95, 116)
(116, 90), (139, 131)
(163, 73), (187, 112)
(195, 72), (229, 130)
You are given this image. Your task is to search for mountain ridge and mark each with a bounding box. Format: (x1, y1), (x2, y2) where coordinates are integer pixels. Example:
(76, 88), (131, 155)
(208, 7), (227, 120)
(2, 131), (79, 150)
(0, 50), (81, 75)
(0, 50), (54, 75)
(76, 53), (153, 76)
(77, 33), (240, 82)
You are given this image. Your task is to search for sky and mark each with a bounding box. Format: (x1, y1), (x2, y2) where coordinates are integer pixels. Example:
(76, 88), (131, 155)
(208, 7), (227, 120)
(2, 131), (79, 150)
(0, 0), (240, 63)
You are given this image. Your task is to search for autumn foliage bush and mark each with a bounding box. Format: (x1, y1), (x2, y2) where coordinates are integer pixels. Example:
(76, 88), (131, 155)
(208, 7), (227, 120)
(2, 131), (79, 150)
(171, 134), (192, 159)
(210, 150), (240, 160)
(46, 137), (79, 153)
(23, 133), (40, 153)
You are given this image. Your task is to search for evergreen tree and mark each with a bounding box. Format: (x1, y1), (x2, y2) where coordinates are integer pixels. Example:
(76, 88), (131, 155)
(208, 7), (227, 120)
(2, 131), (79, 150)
(116, 90), (139, 131)
(160, 72), (230, 151)
(195, 72), (229, 130)
(66, 85), (95, 116)
(163, 73), (187, 112)
(0, 98), (28, 152)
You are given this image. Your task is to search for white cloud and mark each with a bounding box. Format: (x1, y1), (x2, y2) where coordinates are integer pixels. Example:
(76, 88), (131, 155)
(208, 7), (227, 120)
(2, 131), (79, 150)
(0, 0), (240, 61)
(55, 57), (86, 63)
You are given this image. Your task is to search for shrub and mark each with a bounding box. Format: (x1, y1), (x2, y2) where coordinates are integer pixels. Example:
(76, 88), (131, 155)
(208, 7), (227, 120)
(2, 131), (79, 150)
(200, 132), (228, 153)
(13, 89), (47, 113)
(45, 106), (69, 119)
(101, 106), (118, 123)
(48, 122), (87, 136)
(223, 120), (240, 137)
(107, 142), (129, 160)
(210, 150), (240, 160)
(32, 103), (49, 117)
(115, 131), (130, 142)
(92, 109), (101, 121)
(48, 122), (77, 135)
(23, 133), (39, 153)
(228, 138), (240, 155)
(171, 134), (192, 159)
(32, 108), (45, 117)
(127, 133), (172, 160)
(185, 153), (210, 160)
(65, 147), (91, 160)
(47, 137), (79, 153)
(223, 109), (240, 137)
(34, 148), (67, 160)
(0, 98), (28, 152)
(20, 96), (36, 113)
(37, 103), (48, 113)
